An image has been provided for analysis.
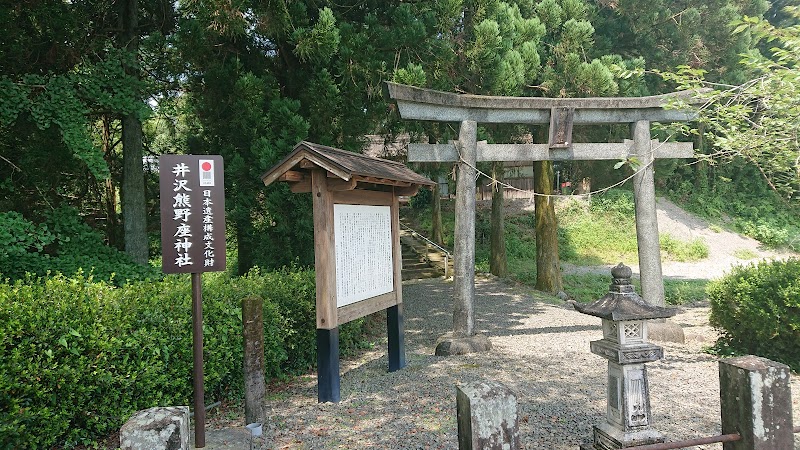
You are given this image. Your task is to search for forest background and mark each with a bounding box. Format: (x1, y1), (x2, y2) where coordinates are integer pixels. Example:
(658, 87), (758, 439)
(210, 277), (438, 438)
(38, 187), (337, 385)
(1, 0), (799, 448)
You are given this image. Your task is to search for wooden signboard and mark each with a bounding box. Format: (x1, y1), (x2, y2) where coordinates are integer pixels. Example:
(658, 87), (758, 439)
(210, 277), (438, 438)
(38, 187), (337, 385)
(262, 141), (434, 403)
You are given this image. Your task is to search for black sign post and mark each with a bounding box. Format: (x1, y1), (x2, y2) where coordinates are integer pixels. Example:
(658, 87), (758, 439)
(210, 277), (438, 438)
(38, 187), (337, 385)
(159, 155), (226, 448)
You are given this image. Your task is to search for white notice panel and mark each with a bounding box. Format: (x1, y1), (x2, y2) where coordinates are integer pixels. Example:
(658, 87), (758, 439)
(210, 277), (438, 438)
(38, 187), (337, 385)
(333, 204), (394, 307)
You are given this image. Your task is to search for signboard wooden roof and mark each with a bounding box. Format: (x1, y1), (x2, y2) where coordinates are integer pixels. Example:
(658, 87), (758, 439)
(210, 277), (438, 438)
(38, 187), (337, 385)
(261, 141), (435, 194)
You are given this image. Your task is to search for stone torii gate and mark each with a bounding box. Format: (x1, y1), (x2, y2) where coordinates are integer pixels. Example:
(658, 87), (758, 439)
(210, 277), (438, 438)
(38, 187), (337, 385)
(385, 82), (698, 353)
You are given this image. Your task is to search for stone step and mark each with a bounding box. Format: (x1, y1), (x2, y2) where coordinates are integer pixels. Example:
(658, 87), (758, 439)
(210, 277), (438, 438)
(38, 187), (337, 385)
(402, 267), (444, 281)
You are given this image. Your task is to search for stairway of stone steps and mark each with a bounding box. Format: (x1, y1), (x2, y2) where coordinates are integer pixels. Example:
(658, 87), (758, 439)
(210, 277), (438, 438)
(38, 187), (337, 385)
(399, 225), (453, 280)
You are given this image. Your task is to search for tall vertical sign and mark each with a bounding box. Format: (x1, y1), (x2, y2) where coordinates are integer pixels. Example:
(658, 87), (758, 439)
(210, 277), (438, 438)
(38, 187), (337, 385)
(160, 155), (226, 273)
(159, 154), (226, 448)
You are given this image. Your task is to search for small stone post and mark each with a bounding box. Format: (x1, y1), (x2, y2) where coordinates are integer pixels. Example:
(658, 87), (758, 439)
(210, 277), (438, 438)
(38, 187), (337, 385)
(456, 381), (520, 450)
(242, 296), (265, 424)
(719, 355), (793, 450)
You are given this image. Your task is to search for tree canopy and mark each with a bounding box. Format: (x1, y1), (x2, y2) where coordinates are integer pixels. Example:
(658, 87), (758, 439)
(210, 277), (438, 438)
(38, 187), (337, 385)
(1, 0), (798, 280)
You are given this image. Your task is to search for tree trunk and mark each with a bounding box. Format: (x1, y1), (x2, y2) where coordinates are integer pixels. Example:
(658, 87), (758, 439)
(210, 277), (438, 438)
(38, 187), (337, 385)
(236, 213), (255, 276)
(120, 0), (148, 264)
(533, 159), (562, 293)
(431, 180), (444, 246)
(101, 115), (122, 249)
(489, 162), (507, 277)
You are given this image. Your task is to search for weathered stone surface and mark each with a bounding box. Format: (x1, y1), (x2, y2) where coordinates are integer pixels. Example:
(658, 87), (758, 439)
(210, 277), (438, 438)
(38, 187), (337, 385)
(120, 406), (189, 450)
(646, 320), (685, 344)
(719, 355), (793, 450)
(242, 295), (265, 424)
(407, 141), (693, 163)
(385, 82), (701, 124)
(452, 120), (477, 337)
(457, 380), (519, 450)
(631, 121), (666, 308)
(435, 333), (492, 356)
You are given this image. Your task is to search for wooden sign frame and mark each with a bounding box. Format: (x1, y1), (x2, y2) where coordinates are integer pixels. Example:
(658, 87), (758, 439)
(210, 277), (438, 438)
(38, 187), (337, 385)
(261, 141), (434, 403)
(312, 176), (403, 329)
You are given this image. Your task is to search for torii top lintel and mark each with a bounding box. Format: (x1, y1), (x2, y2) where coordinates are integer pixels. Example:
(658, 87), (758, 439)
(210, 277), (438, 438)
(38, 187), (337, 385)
(384, 82), (702, 124)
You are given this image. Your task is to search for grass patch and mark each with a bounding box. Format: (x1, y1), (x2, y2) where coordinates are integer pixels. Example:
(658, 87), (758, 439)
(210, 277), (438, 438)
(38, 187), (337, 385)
(564, 273), (708, 305)
(659, 234), (709, 262)
(733, 248), (758, 260)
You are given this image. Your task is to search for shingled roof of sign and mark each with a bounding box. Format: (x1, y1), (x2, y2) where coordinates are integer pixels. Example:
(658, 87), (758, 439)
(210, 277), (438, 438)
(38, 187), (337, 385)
(260, 141), (435, 187)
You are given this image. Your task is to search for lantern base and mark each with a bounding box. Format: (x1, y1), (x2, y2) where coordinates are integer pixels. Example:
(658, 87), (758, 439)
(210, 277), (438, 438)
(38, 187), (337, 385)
(579, 423), (665, 450)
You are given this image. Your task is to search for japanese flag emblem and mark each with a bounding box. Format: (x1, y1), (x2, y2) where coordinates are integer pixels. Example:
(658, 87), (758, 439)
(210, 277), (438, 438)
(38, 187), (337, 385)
(199, 159), (214, 187)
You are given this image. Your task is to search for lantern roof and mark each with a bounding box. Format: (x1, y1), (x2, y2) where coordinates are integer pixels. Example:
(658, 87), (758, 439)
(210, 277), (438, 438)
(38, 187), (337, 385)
(573, 263), (676, 321)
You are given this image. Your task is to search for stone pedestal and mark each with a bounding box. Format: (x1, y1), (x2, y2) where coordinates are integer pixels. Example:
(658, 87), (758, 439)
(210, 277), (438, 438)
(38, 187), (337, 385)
(120, 406), (190, 450)
(435, 332), (492, 356)
(719, 355), (793, 450)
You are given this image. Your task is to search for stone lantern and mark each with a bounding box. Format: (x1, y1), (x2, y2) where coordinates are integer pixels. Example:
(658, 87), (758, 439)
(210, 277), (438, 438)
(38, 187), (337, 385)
(574, 263), (676, 450)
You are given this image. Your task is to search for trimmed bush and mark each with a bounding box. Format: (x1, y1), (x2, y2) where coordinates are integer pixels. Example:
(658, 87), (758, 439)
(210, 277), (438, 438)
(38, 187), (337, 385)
(708, 259), (800, 371)
(0, 268), (366, 449)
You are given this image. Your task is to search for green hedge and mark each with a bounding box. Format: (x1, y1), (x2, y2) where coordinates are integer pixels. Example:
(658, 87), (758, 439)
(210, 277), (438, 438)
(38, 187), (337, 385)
(708, 259), (800, 371)
(0, 269), (366, 449)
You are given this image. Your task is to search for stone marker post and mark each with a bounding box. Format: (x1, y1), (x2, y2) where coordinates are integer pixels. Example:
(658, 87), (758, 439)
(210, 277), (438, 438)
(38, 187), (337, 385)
(242, 296), (265, 425)
(719, 355), (793, 450)
(456, 381), (520, 450)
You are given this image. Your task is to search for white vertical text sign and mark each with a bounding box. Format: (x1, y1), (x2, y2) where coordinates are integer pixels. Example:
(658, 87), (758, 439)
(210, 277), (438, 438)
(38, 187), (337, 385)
(333, 204), (394, 307)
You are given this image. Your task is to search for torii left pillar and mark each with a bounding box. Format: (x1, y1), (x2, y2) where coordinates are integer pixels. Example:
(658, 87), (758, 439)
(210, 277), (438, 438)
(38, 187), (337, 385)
(434, 120), (492, 356)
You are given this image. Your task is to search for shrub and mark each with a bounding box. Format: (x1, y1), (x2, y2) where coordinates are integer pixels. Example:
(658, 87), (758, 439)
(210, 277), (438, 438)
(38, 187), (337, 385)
(0, 207), (159, 285)
(0, 268), (366, 448)
(708, 259), (800, 371)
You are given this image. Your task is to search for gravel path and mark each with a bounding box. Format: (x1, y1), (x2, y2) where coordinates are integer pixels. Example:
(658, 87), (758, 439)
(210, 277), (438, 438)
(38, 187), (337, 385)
(256, 276), (800, 449)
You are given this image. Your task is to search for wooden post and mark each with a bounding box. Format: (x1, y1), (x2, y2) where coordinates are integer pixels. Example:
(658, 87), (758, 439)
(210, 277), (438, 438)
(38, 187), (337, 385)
(242, 296), (265, 424)
(388, 192), (405, 371)
(311, 169), (340, 403)
(453, 120), (477, 337)
(191, 272), (205, 448)
(311, 169), (337, 329)
(719, 356), (793, 450)
(631, 120), (665, 306)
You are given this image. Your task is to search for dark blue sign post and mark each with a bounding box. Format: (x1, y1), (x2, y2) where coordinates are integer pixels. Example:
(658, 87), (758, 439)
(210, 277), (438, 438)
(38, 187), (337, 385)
(159, 155), (226, 448)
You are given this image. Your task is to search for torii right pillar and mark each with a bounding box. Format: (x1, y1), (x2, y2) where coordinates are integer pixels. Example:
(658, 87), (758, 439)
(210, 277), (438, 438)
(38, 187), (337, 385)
(632, 120), (683, 343)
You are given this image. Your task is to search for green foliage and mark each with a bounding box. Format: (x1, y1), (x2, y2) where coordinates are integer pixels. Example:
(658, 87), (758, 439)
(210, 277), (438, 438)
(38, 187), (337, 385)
(293, 8), (341, 64)
(0, 268), (365, 448)
(659, 9), (800, 203)
(663, 163), (800, 249)
(0, 207), (159, 285)
(708, 259), (800, 371)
